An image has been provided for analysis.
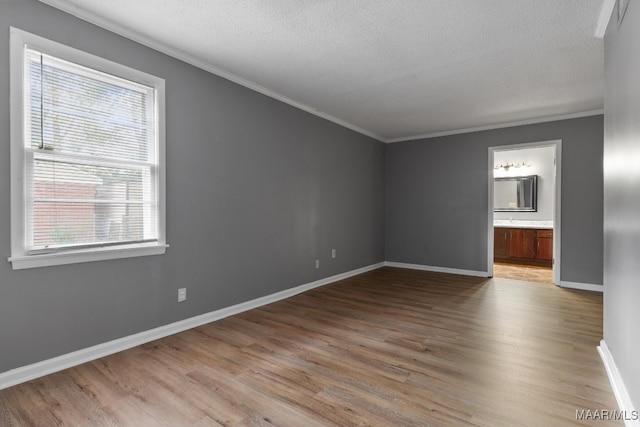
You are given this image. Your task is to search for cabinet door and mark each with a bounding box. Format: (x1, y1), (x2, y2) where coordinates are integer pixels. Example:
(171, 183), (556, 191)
(536, 229), (553, 260)
(494, 228), (509, 258)
(509, 229), (536, 258)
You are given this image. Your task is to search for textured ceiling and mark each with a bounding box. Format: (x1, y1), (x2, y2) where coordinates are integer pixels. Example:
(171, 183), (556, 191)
(39, 0), (605, 142)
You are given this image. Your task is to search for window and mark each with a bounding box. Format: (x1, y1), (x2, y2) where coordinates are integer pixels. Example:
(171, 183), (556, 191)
(9, 28), (167, 269)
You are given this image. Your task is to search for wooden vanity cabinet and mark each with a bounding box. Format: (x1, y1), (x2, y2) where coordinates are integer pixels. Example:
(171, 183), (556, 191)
(494, 228), (509, 258)
(535, 229), (553, 261)
(508, 228), (536, 259)
(494, 227), (552, 266)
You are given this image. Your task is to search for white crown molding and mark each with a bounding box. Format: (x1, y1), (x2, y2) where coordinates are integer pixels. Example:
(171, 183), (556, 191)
(36, 0), (385, 142)
(595, 0), (617, 38)
(35, 1), (605, 145)
(0, 262), (385, 390)
(385, 109), (605, 143)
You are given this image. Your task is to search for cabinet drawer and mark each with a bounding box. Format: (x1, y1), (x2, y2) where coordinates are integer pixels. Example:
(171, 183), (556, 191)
(537, 229), (553, 238)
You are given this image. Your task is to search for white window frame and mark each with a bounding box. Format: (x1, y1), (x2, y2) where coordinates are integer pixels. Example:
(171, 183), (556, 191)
(9, 27), (167, 270)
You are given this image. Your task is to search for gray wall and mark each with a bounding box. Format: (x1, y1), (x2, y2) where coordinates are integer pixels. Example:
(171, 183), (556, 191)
(386, 115), (603, 285)
(0, 0), (385, 373)
(603, 0), (640, 411)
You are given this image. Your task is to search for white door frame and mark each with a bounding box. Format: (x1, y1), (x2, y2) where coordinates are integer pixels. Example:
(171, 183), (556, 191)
(487, 139), (562, 285)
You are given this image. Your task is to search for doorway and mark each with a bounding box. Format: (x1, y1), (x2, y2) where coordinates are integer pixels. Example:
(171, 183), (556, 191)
(488, 140), (561, 285)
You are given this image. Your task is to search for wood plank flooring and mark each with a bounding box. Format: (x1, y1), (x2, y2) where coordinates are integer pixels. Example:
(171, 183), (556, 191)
(0, 267), (619, 426)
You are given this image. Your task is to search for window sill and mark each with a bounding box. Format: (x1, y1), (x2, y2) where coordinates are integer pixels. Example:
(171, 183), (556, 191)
(8, 243), (169, 270)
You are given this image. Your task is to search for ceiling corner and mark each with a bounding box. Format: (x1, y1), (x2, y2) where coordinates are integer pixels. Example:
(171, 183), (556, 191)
(594, 0), (617, 38)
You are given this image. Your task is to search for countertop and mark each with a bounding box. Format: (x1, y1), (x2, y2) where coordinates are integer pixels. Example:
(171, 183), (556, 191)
(493, 220), (553, 229)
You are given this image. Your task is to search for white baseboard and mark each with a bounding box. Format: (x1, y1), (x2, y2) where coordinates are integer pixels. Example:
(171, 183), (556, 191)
(560, 280), (603, 292)
(0, 262), (384, 391)
(384, 261), (489, 278)
(598, 340), (640, 426)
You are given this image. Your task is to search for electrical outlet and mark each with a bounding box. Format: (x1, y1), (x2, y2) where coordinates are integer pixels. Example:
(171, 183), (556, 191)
(315, 259), (320, 269)
(178, 288), (187, 302)
(331, 249), (336, 259)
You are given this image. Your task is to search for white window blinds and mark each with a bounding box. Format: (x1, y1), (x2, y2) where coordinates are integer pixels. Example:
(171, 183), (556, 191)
(24, 48), (159, 253)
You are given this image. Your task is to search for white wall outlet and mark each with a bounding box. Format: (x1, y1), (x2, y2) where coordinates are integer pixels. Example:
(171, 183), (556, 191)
(315, 259), (320, 269)
(178, 288), (187, 302)
(331, 249), (336, 258)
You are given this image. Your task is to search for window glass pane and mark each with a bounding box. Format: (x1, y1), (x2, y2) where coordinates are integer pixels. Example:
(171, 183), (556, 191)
(23, 47), (159, 253)
(29, 158), (157, 250)
(26, 50), (155, 163)
(32, 201), (155, 249)
(33, 158), (150, 202)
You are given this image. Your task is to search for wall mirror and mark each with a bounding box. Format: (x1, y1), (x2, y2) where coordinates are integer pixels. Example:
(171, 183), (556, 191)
(494, 175), (537, 212)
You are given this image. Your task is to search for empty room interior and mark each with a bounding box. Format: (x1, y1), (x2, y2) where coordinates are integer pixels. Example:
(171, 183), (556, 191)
(1, 0), (639, 425)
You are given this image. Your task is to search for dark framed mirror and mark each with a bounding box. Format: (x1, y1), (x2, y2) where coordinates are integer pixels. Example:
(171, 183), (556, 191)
(494, 175), (537, 212)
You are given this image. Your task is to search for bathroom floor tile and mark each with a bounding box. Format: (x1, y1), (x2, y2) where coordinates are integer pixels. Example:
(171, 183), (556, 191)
(493, 262), (553, 284)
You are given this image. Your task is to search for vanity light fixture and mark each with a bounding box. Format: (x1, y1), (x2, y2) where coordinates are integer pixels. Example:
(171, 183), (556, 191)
(493, 161), (531, 171)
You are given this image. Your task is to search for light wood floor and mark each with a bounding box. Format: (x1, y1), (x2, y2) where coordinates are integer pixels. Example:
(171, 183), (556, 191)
(493, 262), (554, 284)
(0, 267), (619, 426)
